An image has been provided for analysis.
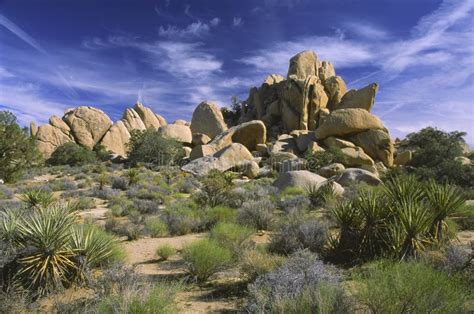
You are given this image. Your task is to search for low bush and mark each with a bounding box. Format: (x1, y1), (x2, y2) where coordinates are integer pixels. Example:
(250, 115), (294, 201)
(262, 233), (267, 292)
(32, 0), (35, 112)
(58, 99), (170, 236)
(195, 170), (234, 207)
(97, 281), (182, 314)
(203, 206), (237, 228)
(161, 202), (202, 235)
(111, 176), (128, 190)
(268, 215), (328, 255)
(247, 250), (351, 313)
(0, 186), (14, 200)
(47, 179), (77, 191)
(156, 244), (176, 260)
(456, 204), (474, 230)
(144, 216), (168, 237)
(90, 186), (121, 200)
(240, 249), (285, 281)
(182, 239), (233, 281)
(210, 222), (254, 255)
(279, 195), (310, 214)
(48, 142), (97, 166)
(354, 260), (467, 313)
(305, 147), (344, 172)
(237, 199), (275, 230)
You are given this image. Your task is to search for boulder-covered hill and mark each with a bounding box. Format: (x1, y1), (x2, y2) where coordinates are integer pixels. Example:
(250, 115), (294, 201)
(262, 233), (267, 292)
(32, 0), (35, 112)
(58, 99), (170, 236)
(32, 50), (399, 178)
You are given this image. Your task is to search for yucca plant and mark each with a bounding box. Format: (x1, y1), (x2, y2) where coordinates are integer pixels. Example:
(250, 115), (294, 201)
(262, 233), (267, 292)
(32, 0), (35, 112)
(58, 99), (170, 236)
(19, 189), (55, 211)
(14, 204), (78, 295)
(389, 201), (433, 260)
(125, 168), (140, 186)
(70, 224), (123, 270)
(97, 172), (109, 190)
(330, 200), (361, 257)
(424, 180), (465, 242)
(305, 183), (337, 208)
(383, 175), (425, 208)
(354, 189), (390, 258)
(0, 209), (21, 244)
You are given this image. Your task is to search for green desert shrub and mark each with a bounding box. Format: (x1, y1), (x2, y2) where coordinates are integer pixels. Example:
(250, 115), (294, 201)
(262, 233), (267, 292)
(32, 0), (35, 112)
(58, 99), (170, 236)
(124, 168), (140, 186)
(155, 244), (176, 260)
(111, 175), (128, 190)
(305, 147), (344, 172)
(48, 142), (97, 166)
(0, 186), (14, 200)
(195, 169), (234, 207)
(127, 129), (184, 166)
(240, 249), (285, 281)
(161, 202), (202, 235)
(0, 111), (42, 183)
(210, 222), (254, 255)
(401, 127), (474, 188)
(237, 199), (275, 230)
(456, 204), (474, 230)
(97, 281), (182, 314)
(354, 260), (467, 313)
(203, 206), (237, 228)
(144, 216), (168, 237)
(182, 239), (233, 281)
(268, 215), (328, 255)
(247, 250), (352, 313)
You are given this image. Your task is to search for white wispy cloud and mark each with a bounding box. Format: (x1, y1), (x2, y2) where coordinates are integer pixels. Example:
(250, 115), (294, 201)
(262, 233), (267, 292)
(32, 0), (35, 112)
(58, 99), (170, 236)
(233, 17), (243, 27)
(210, 17), (220, 26)
(159, 21), (210, 38)
(342, 21), (389, 40)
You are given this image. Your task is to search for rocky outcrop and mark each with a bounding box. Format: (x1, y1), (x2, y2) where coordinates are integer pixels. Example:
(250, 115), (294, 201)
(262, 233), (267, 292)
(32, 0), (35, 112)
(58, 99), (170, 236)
(192, 133), (211, 146)
(317, 163), (345, 178)
(337, 83), (378, 111)
(324, 76), (347, 110)
(349, 129), (394, 167)
(333, 168), (381, 186)
(182, 143), (253, 176)
(339, 147), (374, 167)
(315, 109), (385, 139)
(395, 150), (412, 165)
(134, 103), (162, 129)
(190, 120), (266, 160)
(122, 108), (146, 132)
(30, 121), (38, 137)
(273, 170), (326, 191)
(99, 121), (130, 156)
(63, 106), (112, 149)
(158, 124), (192, 144)
(191, 101), (227, 139)
(36, 124), (73, 157)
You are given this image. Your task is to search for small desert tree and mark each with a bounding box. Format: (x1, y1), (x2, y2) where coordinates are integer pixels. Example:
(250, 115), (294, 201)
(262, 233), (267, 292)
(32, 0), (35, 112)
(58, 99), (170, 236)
(0, 111), (41, 182)
(127, 129), (185, 167)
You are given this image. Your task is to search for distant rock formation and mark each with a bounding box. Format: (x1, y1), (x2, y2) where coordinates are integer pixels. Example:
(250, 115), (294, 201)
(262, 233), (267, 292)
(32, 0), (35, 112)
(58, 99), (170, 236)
(33, 49), (395, 175)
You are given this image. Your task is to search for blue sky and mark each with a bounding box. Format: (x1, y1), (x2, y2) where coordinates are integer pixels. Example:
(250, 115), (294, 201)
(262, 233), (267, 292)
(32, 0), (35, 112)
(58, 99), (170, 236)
(0, 0), (473, 145)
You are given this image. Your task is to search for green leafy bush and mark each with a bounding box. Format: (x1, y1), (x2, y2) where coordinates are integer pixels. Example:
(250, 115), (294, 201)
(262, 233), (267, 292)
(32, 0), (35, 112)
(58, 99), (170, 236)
(210, 222), (253, 255)
(156, 244), (176, 260)
(195, 169), (234, 207)
(182, 239), (233, 281)
(203, 206), (237, 228)
(401, 127), (474, 188)
(240, 249), (285, 281)
(354, 260), (467, 313)
(0, 111), (42, 182)
(127, 129), (184, 166)
(144, 216), (168, 237)
(48, 142), (97, 166)
(305, 147), (344, 172)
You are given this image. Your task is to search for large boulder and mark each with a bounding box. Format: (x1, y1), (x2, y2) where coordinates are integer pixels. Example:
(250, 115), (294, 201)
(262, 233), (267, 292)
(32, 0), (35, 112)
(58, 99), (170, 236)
(323, 137), (356, 149)
(340, 147), (375, 167)
(99, 121), (131, 156)
(191, 101), (228, 139)
(192, 133), (211, 146)
(122, 108), (146, 132)
(49, 116), (72, 137)
(333, 168), (381, 187)
(30, 121), (38, 137)
(287, 50), (318, 80)
(270, 134), (298, 155)
(395, 150), (412, 165)
(273, 170), (326, 191)
(317, 61), (336, 82)
(155, 113), (167, 126)
(349, 129), (394, 167)
(158, 124), (192, 144)
(190, 120), (266, 160)
(182, 143), (253, 176)
(35, 124), (73, 157)
(317, 163), (345, 178)
(134, 103), (162, 129)
(315, 108), (385, 139)
(324, 76), (347, 110)
(337, 83), (378, 112)
(63, 106), (113, 149)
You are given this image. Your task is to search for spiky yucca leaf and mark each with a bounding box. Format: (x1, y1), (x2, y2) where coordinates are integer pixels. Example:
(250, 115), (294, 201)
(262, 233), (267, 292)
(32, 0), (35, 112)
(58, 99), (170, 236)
(383, 175), (425, 208)
(305, 183), (337, 208)
(125, 168), (140, 186)
(424, 180), (465, 242)
(390, 201), (433, 260)
(70, 224), (121, 268)
(19, 189), (55, 211)
(0, 209), (21, 243)
(354, 189), (390, 258)
(15, 204), (77, 294)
